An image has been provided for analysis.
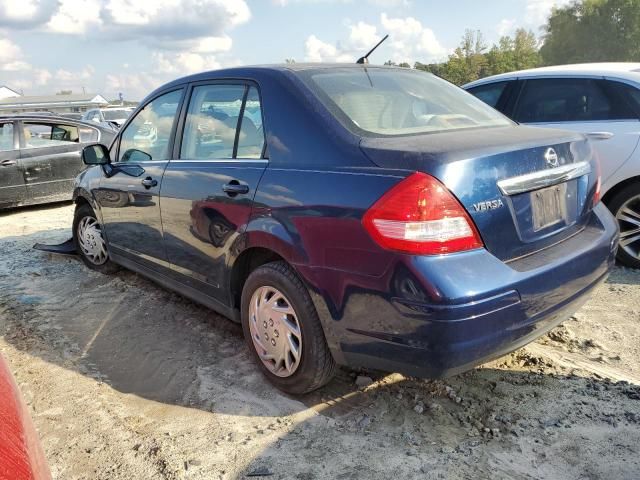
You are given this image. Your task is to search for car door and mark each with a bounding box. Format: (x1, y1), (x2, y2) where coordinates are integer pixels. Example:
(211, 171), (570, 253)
(160, 82), (267, 302)
(0, 121), (26, 207)
(511, 77), (640, 191)
(18, 121), (86, 203)
(95, 88), (184, 271)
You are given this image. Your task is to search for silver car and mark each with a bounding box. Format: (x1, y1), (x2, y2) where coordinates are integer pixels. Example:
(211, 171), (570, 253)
(465, 63), (640, 268)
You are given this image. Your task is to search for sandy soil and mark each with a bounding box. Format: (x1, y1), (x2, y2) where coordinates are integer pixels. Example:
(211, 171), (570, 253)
(0, 202), (638, 480)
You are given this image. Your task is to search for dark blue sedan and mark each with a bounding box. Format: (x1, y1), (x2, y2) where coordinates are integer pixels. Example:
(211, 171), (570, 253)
(73, 64), (618, 394)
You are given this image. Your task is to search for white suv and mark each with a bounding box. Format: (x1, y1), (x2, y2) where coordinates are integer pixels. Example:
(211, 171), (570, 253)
(465, 63), (640, 268)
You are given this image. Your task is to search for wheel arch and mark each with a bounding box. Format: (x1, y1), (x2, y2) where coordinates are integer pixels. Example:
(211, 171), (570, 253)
(602, 175), (640, 208)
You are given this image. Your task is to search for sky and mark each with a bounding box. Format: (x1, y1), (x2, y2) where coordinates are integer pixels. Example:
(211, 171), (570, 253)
(0, 0), (571, 101)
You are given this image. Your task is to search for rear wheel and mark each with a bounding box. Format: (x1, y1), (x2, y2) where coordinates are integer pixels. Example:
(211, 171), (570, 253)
(73, 203), (119, 274)
(241, 261), (336, 394)
(607, 183), (640, 269)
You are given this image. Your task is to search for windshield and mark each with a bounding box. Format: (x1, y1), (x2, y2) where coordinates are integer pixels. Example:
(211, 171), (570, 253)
(103, 109), (130, 121)
(301, 68), (512, 136)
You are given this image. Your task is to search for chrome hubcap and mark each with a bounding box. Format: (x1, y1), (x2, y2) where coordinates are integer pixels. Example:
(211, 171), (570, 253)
(616, 194), (640, 259)
(248, 286), (302, 377)
(77, 216), (108, 265)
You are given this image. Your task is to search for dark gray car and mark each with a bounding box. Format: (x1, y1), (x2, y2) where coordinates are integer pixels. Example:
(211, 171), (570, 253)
(0, 115), (115, 209)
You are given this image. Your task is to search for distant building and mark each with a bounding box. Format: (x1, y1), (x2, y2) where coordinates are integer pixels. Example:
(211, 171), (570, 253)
(0, 86), (21, 100)
(0, 93), (109, 115)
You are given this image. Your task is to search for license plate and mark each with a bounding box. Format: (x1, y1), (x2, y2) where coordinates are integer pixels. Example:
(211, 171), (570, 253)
(531, 183), (568, 232)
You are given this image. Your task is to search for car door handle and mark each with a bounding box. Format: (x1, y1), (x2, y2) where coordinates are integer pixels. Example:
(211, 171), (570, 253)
(586, 131), (614, 141)
(222, 182), (250, 195)
(0, 160), (16, 166)
(141, 177), (158, 189)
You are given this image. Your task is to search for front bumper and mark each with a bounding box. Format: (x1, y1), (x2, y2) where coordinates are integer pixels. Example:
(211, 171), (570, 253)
(302, 203), (618, 378)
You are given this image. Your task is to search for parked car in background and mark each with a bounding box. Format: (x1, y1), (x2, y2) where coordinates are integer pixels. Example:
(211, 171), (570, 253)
(82, 107), (132, 129)
(60, 112), (83, 121)
(465, 63), (640, 267)
(74, 64), (616, 394)
(0, 353), (51, 480)
(0, 115), (115, 209)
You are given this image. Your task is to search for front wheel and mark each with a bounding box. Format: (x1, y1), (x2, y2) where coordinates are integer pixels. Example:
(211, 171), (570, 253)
(73, 203), (119, 274)
(241, 261), (336, 394)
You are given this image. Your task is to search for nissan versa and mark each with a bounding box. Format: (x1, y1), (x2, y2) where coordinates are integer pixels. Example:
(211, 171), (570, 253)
(72, 64), (618, 394)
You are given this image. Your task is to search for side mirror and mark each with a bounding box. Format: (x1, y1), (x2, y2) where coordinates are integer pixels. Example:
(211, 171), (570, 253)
(82, 144), (110, 165)
(121, 148), (152, 163)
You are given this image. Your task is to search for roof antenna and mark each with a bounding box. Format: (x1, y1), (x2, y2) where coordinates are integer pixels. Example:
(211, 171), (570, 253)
(356, 34), (389, 65)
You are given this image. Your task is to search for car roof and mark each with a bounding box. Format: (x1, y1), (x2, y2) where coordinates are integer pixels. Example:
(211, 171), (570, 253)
(463, 62), (640, 88)
(0, 114), (112, 131)
(154, 63), (424, 93)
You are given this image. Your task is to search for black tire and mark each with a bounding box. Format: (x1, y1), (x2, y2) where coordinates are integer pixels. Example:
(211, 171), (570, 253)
(73, 203), (119, 274)
(241, 261), (336, 394)
(607, 183), (640, 269)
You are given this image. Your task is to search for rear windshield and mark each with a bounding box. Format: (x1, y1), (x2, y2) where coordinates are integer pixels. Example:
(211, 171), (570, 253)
(301, 68), (512, 136)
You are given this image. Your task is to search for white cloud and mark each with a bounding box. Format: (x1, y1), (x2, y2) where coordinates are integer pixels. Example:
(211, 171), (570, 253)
(102, 0), (250, 40)
(497, 18), (517, 36)
(0, 0), (58, 28)
(525, 0), (572, 26)
(55, 65), (95, 82)
(305, 13), (446, 64)
(152, 51), (222, 75)
(348, 21), (379, 50)
(192, 35), (233, 54)
(33, 68), (53, 86)
(48, 0), (102, 34)
(275, 0), (410, 5)
(0, 38), (24, 64)
(304, 35), (353, 62)
(0, 37), (32, 71)
(380, 13), (446, 62)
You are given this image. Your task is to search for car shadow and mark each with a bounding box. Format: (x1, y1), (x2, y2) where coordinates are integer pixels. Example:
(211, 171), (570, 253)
(1, 228), (639, 479)
(0, 200), (73, 217)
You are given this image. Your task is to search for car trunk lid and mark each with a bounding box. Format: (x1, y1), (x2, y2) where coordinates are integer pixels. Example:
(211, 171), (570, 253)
(360, 126), (599, 261)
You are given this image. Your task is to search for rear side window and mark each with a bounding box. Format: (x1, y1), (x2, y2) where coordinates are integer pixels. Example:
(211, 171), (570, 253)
(0, 123), (14, 151)
(79, 126), (100, 143)
(236, 87), (265, 159)
(514, 78), (636, 123)
(602, 80), (640, 118)
(467, 81), (509, 108)
(180, 84), (266, 160)
(23, 122), (79, 148)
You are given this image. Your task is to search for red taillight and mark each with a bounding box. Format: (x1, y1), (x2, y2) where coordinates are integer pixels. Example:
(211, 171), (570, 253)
(363, 172), (483, 255)
(593, 158), (602, 205)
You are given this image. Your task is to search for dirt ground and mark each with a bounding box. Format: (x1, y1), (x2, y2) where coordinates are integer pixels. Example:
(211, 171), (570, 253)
(0, 202), (639, 480)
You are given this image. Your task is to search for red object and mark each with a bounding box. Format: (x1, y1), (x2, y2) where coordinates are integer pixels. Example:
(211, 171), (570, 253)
(0, 356), (51, 480)
(363, 172), (483, 255)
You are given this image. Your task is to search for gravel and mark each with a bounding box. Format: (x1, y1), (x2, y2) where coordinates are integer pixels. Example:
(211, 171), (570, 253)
(0, 203), (639, 479)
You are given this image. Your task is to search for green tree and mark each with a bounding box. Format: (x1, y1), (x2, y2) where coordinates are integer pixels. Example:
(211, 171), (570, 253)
(541, 0), (640, 65)
(486, 29), (540, 76)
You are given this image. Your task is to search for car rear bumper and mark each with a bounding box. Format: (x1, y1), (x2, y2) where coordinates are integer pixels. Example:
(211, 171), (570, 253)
(301, 202), (618, 378)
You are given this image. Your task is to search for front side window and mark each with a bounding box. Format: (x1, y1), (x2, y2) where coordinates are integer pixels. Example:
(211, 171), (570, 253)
(467, 81), (509, 109)
(514, 78), (636, 123)
(23, 122), (79, 148)
(0, 123), (14, 152)
(118, 89), (183, 162)
(300, 68), (512, 136)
